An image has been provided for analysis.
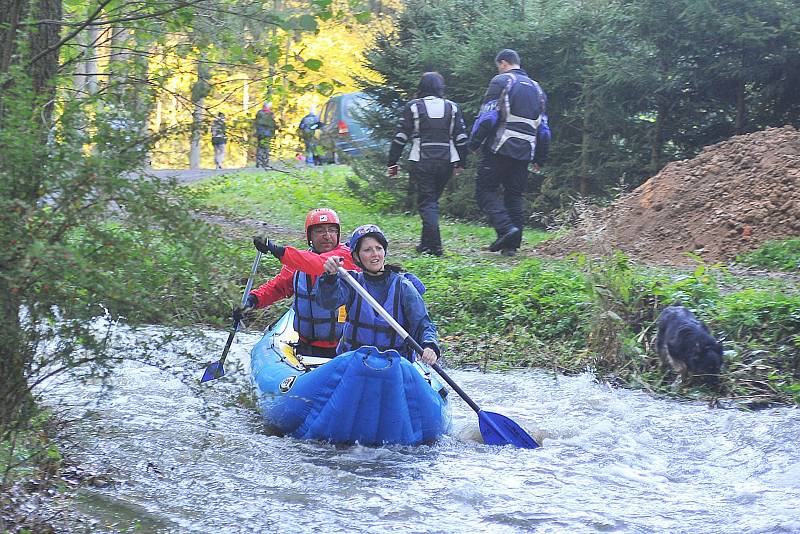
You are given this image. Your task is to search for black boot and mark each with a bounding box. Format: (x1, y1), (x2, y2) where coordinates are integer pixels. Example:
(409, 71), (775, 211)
(489, 227), (521, 252)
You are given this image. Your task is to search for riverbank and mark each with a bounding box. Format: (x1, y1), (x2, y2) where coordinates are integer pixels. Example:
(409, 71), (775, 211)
(187, 163), (800, 406)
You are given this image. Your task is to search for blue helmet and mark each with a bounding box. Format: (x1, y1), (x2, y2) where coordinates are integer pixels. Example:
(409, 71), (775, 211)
(349, 224), (388, 267)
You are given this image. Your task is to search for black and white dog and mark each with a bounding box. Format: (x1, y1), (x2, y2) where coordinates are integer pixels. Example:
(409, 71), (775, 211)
(656, 305), (723, 384)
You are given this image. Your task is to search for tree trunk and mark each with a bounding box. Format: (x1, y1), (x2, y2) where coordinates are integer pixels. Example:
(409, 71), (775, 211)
(0, 0), (29, 78)
(0, 0), (61, 122)
(29, 0), (63, 122)
(0, 0), (61, 434)
(650, 102), (665, 173)
(73, 27), (86, 96)
(579, 130), (590, 196)
(85, 25), (99, 96)
(578, 77), (591, 196)
(735, 78), (745, 134)
(0, 282), (33, 434)
(128, 33), (153, 168)
(109, 25), (130, 98)
(189, 102), (203, 169)
(189, 57), (209, 169)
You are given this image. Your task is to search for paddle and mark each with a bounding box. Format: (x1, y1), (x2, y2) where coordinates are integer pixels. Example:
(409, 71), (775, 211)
(201, 251), (263, 383)
(336, 266), (540, 449)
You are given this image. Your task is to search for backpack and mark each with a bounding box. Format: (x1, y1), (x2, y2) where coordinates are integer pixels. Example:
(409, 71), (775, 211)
(300, 114), (320, 131)
(494, 73), (547, 159)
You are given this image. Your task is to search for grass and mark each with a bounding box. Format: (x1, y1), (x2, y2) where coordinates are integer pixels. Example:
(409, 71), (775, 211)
(735, 238), (800, 272)
(187, 164), (551, 254)
(1, 411), (62, 492)
(183, 165), (800, 406)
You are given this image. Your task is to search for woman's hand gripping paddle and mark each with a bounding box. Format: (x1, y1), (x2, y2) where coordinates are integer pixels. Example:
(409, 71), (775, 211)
(201, 251), (263, 383)
(336, 266), (540, 449)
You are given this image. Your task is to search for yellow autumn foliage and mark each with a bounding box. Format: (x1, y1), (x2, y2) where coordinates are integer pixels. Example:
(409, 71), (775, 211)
(149, 11), (390, 169)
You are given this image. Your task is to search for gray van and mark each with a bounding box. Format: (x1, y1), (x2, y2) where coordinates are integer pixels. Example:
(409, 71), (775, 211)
(316, 92), (384, 163)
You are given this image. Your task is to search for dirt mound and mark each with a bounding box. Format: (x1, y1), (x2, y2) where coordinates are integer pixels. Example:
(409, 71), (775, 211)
(537, 125), (800, 265)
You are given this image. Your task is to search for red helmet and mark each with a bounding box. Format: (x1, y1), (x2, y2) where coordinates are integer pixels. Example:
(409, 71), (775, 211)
(305, 208), (340, 244)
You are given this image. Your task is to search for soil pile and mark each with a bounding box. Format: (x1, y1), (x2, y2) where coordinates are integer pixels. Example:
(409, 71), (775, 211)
(537, 125), (800, 265)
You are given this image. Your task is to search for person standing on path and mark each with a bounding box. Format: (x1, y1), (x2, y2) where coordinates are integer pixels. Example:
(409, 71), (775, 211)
(254, 103), (276, 168)
(469, 49), (548, 256)
(387, 72), (468, 256)
(210, 112), (227, 169)
(298, 109), (321, 165)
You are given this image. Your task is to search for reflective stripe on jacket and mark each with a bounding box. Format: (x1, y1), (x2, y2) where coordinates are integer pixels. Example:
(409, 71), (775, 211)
(409, 98), (455, 162)
(469, 68), (547, 161)
(389, 96), (469, 165)
(489, 72), (546, 160)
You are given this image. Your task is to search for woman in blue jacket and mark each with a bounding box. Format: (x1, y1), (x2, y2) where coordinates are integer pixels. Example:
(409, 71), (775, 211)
(314, 224), (440, 365)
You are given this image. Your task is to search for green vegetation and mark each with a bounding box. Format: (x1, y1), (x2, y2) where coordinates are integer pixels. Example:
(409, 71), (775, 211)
(1, 411), (64, 530)
(0, 411), (61, 488)
(191, 166), (550, 250)
(735, 239), (800, 272)
(360, 0), (800, 221)
(0, 89), (236, 502)
(190, 168), (800, 407)
(52, 224), (243, 326)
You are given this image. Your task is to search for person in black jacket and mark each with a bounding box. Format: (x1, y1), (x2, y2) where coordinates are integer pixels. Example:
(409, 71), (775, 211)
(469, 49), (548, 256)
(388, 72), (469, 256)
(210, 112), (228, 169)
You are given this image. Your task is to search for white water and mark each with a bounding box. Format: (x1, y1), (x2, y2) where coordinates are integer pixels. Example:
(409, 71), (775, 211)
(42, 326), (800, 533)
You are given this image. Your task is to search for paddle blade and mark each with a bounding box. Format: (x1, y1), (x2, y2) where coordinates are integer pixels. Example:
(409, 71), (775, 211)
(478, 410), (540, 449)
(200, 361), (225, 383)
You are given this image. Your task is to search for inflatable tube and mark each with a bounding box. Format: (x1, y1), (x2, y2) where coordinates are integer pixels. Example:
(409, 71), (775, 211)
(250, 309), (450, 446)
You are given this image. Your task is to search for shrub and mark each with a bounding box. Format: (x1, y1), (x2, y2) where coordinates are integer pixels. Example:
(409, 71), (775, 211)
(735, 238), (800, 272)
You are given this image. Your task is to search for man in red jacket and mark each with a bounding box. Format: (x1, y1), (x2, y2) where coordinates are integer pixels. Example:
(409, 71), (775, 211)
(237, 208), (358, 357)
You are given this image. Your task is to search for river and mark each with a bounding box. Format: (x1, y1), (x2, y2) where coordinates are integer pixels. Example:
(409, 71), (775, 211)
(42, 325), (800, 533)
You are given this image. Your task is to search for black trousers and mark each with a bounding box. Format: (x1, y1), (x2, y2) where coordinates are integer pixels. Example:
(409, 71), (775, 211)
(256, 136), (271, 167)
(410, 160), (453, 253)
(475, 151), (529, 249)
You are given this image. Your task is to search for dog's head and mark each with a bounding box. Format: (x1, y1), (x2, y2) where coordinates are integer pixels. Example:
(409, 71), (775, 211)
(689, 340), (723, 385)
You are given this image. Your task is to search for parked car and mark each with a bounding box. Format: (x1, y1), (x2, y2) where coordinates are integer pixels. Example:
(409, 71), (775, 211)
(316, 92), (385, 163)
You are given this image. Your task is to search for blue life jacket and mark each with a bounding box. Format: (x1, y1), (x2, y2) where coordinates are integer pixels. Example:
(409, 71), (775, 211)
(403, 272), (426, 295)
(293, 271), (342, 342)
(339, 272), (411, 359)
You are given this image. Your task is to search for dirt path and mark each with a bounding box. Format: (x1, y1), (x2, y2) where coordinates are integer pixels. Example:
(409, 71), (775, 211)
(148, 164), (292, 185)
(151, 163), (798, 288)
(149, 166), (301, 240)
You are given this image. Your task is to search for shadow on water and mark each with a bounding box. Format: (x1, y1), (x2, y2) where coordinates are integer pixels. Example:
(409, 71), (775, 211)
(71, 490), (180, 533)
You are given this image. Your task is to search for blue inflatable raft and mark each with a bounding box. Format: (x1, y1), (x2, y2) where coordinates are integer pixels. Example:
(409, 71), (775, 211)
(250, 309), (451, 446)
